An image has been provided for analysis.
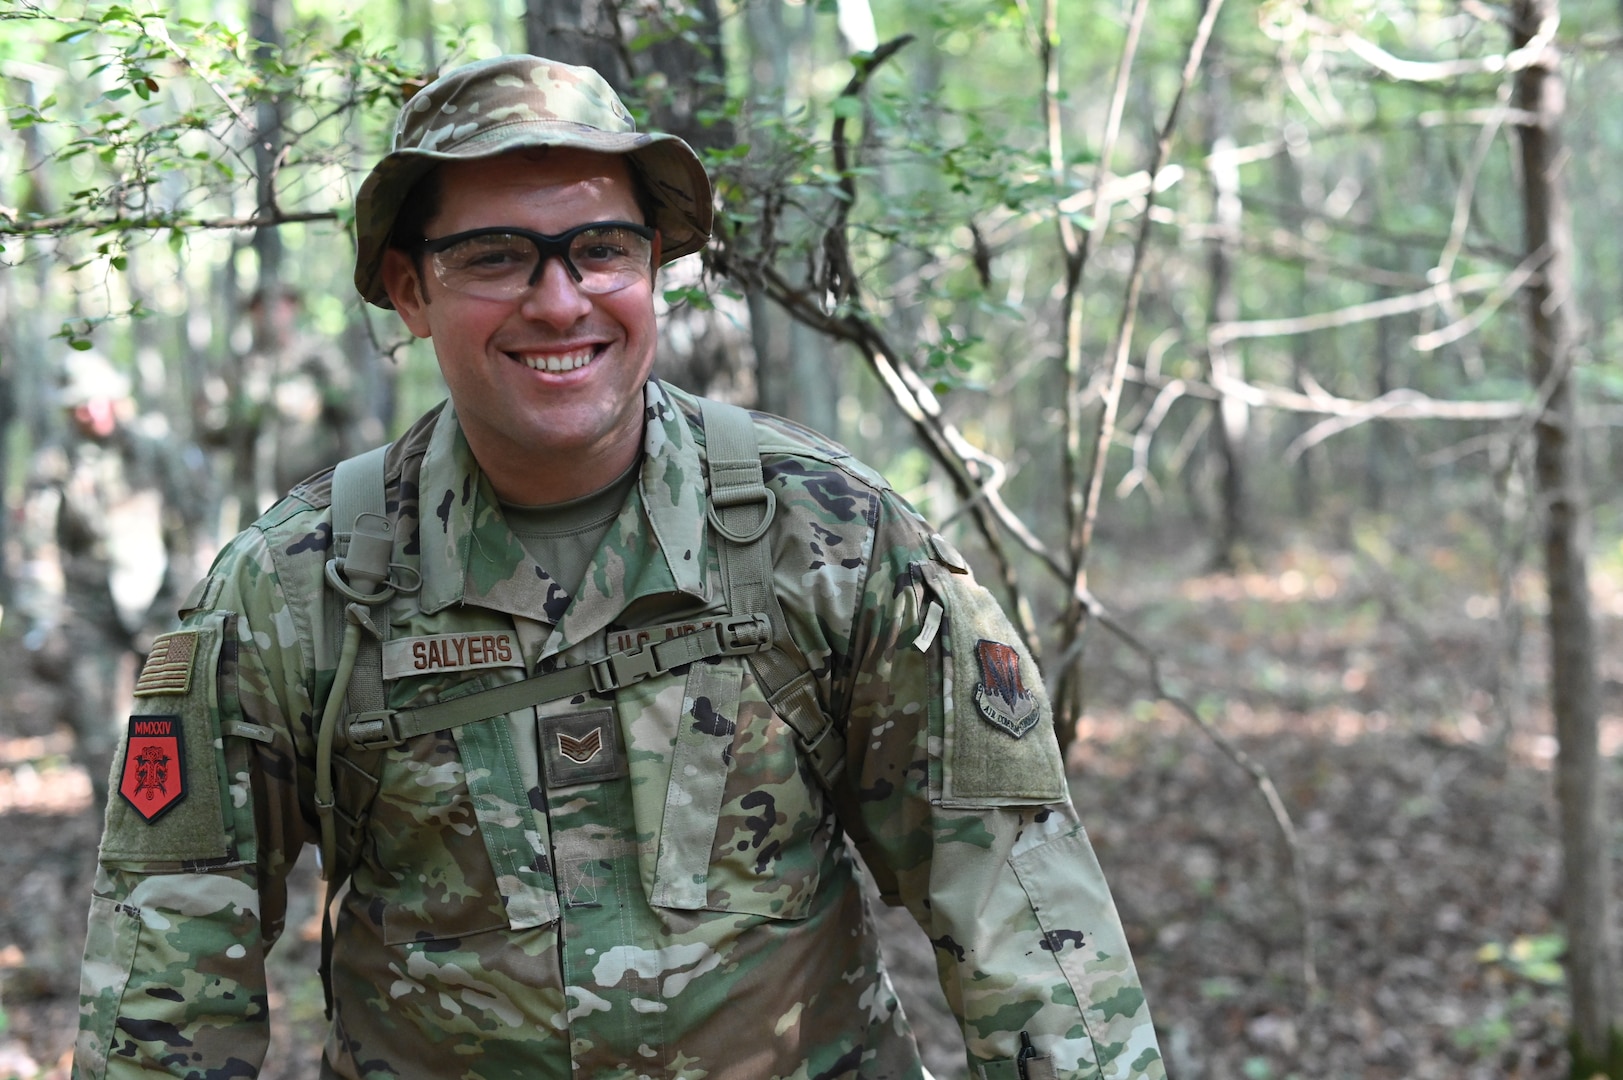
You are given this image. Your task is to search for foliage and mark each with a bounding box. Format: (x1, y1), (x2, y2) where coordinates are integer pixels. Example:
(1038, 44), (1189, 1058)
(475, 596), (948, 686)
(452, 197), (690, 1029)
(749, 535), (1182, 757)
(1478, 933), (1568, 987)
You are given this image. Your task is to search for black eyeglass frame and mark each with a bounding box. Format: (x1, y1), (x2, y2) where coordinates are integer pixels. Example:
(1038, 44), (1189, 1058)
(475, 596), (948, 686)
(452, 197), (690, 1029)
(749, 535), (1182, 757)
(418, 220), (657, 290)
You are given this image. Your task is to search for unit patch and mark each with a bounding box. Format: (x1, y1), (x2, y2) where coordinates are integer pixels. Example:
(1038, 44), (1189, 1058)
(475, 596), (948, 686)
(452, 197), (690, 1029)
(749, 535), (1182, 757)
(972, 639), (1040, 738)
(383, 631), (525, 679)
(117, 715), (187, 821)
(133, 631), (199, 697)
(539, 708), (624, 788)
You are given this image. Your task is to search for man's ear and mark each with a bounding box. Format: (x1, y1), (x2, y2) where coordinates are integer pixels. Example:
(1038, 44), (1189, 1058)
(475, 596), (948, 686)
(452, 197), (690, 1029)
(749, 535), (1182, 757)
(381, 248), (432, 339)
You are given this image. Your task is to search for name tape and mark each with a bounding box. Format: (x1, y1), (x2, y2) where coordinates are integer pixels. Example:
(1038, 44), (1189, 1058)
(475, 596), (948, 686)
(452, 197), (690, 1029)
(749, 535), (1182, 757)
(383, 632), (525, 679)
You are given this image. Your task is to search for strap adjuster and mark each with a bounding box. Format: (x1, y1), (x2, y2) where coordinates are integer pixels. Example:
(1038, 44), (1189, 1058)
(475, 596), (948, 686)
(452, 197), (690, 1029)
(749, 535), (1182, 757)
(344, 710), (403, 750)
(718, 613), (772, 653)
(590, 645), (661, 693)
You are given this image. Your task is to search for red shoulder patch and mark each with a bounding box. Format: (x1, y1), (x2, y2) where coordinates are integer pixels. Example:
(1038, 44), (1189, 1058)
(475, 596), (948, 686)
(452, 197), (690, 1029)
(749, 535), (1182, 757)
(118, 715), (187, 822)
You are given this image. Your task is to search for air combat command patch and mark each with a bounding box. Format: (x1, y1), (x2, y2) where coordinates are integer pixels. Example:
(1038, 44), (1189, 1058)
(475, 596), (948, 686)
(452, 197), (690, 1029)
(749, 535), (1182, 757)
(973, 639), (1039, 738)
(117, 715), (187, 821)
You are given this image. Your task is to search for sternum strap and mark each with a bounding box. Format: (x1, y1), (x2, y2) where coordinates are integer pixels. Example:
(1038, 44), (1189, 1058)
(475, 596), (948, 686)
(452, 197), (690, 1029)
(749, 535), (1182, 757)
(344, 613), (772, 750)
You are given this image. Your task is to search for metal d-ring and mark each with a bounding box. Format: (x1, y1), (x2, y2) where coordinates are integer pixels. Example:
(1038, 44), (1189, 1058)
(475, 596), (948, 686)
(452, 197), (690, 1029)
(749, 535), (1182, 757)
(708, 488), (776, 544)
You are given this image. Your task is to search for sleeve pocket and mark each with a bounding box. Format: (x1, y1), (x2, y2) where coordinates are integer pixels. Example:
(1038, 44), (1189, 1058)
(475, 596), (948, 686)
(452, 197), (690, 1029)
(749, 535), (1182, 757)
(75, 894), (142, 1079)
(1012, 828), (1153, 1079)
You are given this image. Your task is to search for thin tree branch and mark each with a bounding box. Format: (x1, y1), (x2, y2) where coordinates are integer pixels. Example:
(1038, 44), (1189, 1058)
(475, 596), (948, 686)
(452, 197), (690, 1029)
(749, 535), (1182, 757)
(0, 209), (339, 236)
(1413, 245), (1550, 352)
(1310, 11), (1560, 82)
(1210, 374), (1530, 423)
(1076, 0), (1225, 571)
(143, 17), (256, 132)
(1209, 269), (1521, 345)
(1117, 378), (1187, 499)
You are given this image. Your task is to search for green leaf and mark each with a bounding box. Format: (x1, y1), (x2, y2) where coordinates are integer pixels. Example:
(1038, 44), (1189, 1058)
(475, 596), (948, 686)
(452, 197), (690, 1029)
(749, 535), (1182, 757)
(831, 96), (864, 121)
(662, 285), (715, 311)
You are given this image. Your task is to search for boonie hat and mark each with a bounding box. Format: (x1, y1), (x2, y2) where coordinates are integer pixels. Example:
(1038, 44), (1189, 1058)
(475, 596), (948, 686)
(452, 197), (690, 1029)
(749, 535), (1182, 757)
(353, 54), (714, 308)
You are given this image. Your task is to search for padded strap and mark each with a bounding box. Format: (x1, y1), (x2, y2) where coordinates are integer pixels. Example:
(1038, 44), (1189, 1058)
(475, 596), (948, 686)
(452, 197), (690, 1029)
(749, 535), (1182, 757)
(317, 442), (391, 1019)
(700, 400), (846, 784)
(326, 442), (392, 714)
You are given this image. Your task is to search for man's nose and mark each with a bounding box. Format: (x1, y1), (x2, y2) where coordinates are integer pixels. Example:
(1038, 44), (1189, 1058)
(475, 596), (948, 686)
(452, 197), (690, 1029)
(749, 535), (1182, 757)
(517, 255), (593, 326)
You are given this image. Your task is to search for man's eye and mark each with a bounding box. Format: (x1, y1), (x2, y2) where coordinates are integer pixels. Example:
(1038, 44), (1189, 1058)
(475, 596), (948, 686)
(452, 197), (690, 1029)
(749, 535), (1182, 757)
(468, 250), (525, 267)
(441, 237), (531, 272)
(573, 228), (648, 266)
(577, 242), (630, 261)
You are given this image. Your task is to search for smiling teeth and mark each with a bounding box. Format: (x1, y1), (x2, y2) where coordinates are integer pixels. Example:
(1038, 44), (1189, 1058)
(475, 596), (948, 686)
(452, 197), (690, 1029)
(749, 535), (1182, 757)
(520, 349), (594, 373)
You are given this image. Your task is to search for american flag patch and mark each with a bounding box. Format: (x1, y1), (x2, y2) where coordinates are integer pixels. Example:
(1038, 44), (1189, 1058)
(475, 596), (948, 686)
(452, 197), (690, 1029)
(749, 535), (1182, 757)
(133, 631), (199, 697)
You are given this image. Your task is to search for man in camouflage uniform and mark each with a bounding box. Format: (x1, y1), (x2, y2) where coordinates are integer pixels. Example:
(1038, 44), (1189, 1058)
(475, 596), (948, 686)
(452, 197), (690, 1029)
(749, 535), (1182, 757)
(75, 55), (1164, 1080)
(19, 351), (208, 810)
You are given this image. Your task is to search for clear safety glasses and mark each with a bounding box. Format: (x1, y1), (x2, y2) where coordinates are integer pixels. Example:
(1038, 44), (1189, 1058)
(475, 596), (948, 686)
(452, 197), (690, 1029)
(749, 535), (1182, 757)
(419, 220), (656, 301)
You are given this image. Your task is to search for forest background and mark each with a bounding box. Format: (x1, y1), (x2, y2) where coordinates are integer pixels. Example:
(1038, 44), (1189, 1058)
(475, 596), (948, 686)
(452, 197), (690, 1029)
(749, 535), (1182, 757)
(1, 0), (1622, 1077)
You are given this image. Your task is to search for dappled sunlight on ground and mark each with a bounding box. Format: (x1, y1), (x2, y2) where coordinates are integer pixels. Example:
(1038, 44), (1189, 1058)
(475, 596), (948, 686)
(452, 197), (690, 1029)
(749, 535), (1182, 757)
(1066, 517), (1623, 1079)
(0, 733), (91, 815)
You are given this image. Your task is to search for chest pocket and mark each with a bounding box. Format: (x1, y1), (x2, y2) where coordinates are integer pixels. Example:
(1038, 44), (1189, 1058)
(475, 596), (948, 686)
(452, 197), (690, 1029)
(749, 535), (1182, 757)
(635, 657), (831, 921)
(363, 669), (561, 946)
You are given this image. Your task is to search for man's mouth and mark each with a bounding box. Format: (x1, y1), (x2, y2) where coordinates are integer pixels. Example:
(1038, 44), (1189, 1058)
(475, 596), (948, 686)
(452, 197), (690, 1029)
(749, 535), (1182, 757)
(513, 347), (597, 373)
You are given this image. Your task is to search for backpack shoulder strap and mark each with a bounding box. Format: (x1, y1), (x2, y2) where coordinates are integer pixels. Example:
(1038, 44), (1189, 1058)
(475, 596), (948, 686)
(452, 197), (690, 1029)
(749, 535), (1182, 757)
(324, 443), (393, 711)
(315, 441), (394, 1017)
(699, 399), (897, 900)
(699, 399), (839, 778)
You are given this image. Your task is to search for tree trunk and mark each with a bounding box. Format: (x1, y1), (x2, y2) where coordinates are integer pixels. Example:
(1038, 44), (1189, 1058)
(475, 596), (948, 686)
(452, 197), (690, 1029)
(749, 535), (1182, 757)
(1510, 1), (1622, 1073)
(524, 0), (622, 80)
(1367, 284), (1395, 513)
(1202, 27), (1247, 570)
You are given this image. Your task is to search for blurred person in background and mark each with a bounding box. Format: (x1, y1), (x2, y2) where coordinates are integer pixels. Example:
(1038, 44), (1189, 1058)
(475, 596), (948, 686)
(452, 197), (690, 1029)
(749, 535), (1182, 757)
(17, 350), (210, 811)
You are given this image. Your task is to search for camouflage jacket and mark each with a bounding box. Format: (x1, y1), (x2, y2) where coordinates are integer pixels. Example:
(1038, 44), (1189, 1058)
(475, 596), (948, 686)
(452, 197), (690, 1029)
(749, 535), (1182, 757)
(76, 381), (1163, 1080)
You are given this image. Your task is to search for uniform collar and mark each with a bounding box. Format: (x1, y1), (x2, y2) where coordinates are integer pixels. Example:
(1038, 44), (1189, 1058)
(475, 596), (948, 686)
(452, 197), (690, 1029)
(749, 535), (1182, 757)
(416, 383), (710, 645)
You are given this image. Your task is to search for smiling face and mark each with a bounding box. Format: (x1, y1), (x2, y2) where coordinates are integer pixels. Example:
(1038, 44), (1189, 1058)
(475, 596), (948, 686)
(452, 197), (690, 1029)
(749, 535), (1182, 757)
(382, 149), (661, 505)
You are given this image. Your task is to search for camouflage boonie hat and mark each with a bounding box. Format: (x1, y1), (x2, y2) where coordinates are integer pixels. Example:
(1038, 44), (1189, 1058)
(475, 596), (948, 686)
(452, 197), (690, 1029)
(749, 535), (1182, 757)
(353, 54), (714, 308)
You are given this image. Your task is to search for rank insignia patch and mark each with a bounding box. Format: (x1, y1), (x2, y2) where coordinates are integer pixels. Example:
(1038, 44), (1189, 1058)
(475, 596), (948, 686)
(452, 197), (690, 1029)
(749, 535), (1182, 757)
(540, 708), (624, 788)
(972, 639), (1039, 738)
(118, 715), (187, 821)
(133, 631), (199, 697)
(557, 727), (603, 765)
